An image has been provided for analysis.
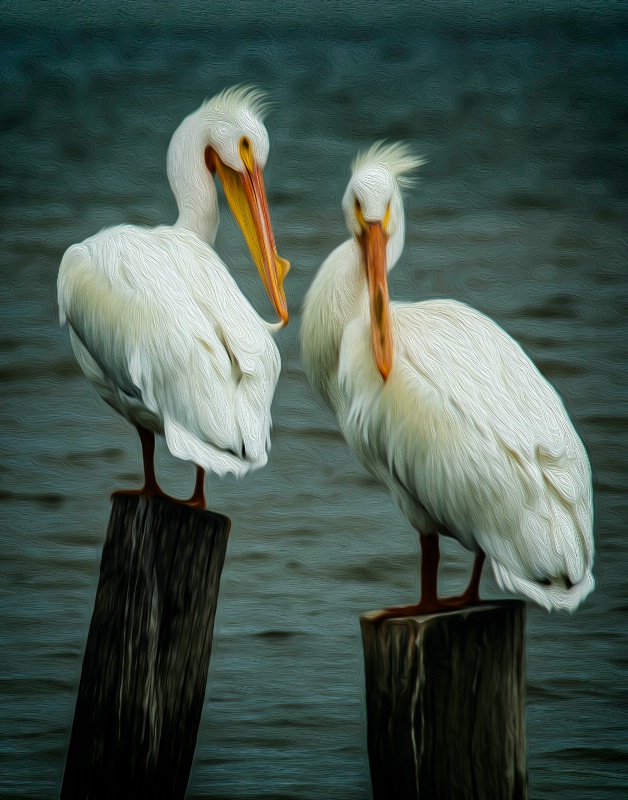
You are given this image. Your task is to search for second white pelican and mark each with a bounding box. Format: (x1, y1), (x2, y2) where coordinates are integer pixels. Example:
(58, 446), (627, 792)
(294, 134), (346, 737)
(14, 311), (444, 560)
(301, 142), (594, 614)
(58, 86), (290, 508)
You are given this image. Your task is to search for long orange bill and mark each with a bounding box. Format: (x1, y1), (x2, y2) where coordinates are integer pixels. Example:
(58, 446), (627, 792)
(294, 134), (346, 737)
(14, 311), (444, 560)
(211, 152), (289, 325)
(362, 221), (393, 381)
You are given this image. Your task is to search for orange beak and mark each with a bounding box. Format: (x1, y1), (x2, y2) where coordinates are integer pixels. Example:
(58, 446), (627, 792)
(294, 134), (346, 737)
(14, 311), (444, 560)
(209, 149), (289, 326)
(361, 221), (393, 381)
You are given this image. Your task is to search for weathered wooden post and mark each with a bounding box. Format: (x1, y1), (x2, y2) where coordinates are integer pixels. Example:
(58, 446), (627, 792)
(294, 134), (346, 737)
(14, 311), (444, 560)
(61, 494), (230, 800)
(361, 601), (528, 800)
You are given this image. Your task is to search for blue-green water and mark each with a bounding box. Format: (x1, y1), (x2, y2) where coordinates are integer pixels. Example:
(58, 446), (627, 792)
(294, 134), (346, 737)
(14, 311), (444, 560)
(1, 14), (626, 799)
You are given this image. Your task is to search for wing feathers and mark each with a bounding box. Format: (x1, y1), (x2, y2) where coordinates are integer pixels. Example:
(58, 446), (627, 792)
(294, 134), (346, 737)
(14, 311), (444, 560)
(59, 225), (280, 475)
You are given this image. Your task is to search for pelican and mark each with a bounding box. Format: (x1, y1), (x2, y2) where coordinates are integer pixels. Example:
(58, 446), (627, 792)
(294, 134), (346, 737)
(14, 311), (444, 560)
(301, 142), (594, 614)
(58, 87), (290, 508)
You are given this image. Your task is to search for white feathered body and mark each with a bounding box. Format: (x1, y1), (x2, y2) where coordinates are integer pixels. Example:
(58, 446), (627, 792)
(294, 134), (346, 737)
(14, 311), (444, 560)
(302, 238), (594, 611)
(59, 223), (280, 478)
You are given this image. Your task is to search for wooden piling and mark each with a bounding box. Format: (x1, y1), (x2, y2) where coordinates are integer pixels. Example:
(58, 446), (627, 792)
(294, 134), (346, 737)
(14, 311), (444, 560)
(61, 494), (230, 800)
(360, 601), (528, 800)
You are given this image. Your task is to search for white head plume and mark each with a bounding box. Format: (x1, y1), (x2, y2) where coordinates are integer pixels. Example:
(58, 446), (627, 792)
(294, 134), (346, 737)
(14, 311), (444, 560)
(351, 141), (424, 189)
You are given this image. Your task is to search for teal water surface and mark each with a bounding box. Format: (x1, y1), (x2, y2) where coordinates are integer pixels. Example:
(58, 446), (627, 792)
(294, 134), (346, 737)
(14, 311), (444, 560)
(1, 16), (626, 799)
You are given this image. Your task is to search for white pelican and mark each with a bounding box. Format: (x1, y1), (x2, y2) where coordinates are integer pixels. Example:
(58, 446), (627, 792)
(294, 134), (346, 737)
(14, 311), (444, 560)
(301, 142), (594, 614)
(58, 87), (290, 508)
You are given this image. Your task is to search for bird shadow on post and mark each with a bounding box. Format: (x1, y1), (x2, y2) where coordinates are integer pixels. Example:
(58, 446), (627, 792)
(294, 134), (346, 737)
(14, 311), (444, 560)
(61, 494), (230, 800)
(361, 601), (528, 800)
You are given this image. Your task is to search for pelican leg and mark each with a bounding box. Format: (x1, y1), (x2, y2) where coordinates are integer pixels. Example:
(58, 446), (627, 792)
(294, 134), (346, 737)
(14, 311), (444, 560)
(420, 534), (440, 608)
(464, 549), (486, 603)
(112, 425), (170, 500)
(184, 466), (206, 510)
(137, 425), (162, 495)
(371, 534), (444, 622)
(443, 550), (486, 608)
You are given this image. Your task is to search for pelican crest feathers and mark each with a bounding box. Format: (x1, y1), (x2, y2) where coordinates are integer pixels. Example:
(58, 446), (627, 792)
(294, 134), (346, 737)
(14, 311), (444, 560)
(203, 85), (270, 122)
(351, 141), (424, 188)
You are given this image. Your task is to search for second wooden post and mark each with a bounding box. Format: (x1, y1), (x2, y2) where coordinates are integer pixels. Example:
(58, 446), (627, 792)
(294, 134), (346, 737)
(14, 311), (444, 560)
(361, 601), (528, 800)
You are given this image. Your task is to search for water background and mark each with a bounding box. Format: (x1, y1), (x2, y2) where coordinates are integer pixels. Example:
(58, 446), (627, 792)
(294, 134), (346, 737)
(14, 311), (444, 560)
(1, 5), (627, 798)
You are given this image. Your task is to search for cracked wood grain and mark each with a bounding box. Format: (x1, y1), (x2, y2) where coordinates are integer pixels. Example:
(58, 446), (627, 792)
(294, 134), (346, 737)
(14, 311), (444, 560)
(61, 495), (230, 800)
(361, 602), (528, 800)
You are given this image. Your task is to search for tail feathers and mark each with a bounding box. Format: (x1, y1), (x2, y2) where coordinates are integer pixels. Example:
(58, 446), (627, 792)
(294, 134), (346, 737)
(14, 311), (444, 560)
(164, 415), (267, 479)
(479, 468), (594, 612)
(491, 559), (595, 612)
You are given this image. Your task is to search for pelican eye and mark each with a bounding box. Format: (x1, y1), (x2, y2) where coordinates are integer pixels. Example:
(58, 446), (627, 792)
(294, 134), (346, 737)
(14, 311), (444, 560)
(239, 136), (254, 172)
(204, 146), (217, 174)
(354, 197), (366, 228)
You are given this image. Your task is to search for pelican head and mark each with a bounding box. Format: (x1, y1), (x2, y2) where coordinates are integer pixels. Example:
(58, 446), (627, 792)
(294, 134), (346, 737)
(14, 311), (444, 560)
(169, 86), (290, 325)
(343, 142), (423, 381)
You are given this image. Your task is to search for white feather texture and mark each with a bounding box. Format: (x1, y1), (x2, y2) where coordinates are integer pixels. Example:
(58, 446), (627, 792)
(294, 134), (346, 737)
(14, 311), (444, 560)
(302, 144), (594, 612)
(351, 141), (424, 186)
(58, 89), (281, 480)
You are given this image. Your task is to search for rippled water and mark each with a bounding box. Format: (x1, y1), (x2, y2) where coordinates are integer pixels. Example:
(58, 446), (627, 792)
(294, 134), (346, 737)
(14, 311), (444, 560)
(1, 17), (626, 799)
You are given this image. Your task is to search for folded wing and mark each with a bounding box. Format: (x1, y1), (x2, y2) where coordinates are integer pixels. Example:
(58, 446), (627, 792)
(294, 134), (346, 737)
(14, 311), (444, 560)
(58, 225), (280, 478)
